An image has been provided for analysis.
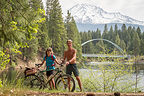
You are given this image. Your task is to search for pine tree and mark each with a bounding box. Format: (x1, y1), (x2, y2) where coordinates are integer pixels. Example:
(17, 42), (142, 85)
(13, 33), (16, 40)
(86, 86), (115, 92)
(140, 32), (144, 55)
(46, 0), (67, 55)
(132, 31), (141, 55)
(136, 27), (142, 39)
(126, 26), (132, 52)
(91, 29), (101, 53)
(84, 31), (94, 54)
(38, 19), (50, 53)
(114, 24), (118, 34)
(115, 34), (120, 46)
(120, 40), (126, 52)
(107, 26), (114, 52)
(108, 26), (114, 41)
(102, 24), (108, 39)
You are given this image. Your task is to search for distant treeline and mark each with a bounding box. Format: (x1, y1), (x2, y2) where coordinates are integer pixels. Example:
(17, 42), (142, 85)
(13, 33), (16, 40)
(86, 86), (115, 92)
(80, 24), (143, 55)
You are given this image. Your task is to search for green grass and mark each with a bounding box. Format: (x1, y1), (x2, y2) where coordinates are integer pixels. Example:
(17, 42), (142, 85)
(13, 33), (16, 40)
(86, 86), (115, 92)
(0, 85), (65, 95)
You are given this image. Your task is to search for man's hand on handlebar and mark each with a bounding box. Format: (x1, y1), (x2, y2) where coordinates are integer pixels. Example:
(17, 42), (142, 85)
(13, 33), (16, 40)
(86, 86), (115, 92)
(58, 61), (64, 67)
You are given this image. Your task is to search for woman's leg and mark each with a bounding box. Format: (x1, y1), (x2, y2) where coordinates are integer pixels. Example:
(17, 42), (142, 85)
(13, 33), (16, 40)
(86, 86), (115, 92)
(51, 78), (55, 89)
(48, 76), (53, 89)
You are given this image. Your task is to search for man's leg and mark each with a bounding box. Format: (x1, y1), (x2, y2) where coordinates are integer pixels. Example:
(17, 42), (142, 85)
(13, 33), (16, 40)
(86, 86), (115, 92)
(76, 76), (82, 91)
(68, 77), (71, 91)
(72, 64), (82, 91)
(66, 65), (72, 91)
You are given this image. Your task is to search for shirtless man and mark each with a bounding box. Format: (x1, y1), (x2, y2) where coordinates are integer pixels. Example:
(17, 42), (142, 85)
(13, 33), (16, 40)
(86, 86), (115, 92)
(63, 39), (82, 91)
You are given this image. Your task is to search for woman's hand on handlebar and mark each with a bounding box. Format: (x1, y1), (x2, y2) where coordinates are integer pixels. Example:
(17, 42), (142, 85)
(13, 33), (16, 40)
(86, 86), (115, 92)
(35, 64), (42, 68)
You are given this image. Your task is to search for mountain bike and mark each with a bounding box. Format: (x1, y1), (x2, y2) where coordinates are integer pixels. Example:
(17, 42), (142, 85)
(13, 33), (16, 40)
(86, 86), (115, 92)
(23, 64), (75, 92)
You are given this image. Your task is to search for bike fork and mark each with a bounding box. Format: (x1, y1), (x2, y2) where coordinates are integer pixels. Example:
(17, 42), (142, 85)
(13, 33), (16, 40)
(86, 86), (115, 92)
(60, 76), (67, 89)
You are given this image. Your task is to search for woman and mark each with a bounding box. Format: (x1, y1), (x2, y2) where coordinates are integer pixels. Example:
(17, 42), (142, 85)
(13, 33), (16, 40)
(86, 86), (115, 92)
(39, 47), (59, 89)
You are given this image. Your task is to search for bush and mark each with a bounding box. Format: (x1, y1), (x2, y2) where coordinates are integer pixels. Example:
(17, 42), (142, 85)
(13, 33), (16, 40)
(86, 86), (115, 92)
(0, 80), (2, 87)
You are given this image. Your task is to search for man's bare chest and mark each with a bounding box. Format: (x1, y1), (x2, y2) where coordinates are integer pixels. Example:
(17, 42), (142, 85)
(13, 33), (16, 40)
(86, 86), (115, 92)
(66, 51), (74, 57)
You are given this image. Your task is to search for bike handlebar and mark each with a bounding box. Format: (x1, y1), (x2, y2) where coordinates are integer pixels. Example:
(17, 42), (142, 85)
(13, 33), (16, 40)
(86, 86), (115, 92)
(35, 63), (64, 67)
(35, 63), (64, 70)
(59, 63), (64, 67)
(35, 64), (42, 67)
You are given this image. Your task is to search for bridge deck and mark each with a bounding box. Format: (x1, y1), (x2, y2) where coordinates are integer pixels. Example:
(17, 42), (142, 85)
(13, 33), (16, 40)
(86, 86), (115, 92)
(82, 54), (130, 58)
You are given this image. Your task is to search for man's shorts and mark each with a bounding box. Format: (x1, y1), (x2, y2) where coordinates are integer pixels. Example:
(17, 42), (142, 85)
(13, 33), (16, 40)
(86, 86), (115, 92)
(66, 64), (79, 77)
(46, 70), (53, 76)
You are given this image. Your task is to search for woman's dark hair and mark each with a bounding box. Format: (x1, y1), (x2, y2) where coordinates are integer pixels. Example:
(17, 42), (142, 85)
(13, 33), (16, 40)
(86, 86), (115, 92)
(45, 47), (52, 57)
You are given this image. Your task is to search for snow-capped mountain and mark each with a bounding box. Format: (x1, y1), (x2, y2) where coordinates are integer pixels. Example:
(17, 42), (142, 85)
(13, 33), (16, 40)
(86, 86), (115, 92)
(69, 4), (144, 26)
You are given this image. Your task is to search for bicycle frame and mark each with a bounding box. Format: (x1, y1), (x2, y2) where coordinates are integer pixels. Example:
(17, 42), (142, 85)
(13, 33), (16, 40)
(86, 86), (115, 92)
(36, 67), (64, 86)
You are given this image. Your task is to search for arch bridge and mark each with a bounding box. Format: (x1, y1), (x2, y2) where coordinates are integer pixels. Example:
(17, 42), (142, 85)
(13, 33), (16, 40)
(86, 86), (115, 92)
(81, 38), (129, 58)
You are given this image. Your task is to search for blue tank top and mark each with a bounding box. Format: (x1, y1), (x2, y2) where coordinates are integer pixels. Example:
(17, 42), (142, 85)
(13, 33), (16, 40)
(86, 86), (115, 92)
(43, 55), (56, 70)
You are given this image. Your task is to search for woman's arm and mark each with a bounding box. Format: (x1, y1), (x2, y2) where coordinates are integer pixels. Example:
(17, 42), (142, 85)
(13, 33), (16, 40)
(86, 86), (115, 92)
(54, 59), (60, 65)
(39, 60), (45, 68)
(62, 51), (66, 63)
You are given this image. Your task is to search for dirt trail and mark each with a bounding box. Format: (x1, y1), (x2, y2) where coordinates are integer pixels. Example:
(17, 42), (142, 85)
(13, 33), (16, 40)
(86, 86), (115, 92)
(25, 92), (144, 96)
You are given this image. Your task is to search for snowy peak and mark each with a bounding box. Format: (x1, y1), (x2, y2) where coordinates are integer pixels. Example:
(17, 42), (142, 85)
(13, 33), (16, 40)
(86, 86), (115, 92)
(69, 4), (144, 25)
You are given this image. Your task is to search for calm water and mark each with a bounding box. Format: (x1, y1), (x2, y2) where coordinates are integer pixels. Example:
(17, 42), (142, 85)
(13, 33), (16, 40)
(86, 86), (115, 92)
(79, 62), (144, 92)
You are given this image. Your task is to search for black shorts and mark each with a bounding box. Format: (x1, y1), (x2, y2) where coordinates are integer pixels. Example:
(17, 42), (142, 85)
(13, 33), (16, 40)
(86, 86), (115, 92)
(46, 70), (53, 76)
(66, 64), (79, 77)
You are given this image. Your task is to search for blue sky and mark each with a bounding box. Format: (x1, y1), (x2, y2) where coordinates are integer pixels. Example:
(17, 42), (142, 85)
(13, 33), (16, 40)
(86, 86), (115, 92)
(42, 0), (144, 21)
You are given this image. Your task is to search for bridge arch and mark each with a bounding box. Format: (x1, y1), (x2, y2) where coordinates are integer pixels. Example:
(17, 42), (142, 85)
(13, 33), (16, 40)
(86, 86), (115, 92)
(81, 38), (126, 55)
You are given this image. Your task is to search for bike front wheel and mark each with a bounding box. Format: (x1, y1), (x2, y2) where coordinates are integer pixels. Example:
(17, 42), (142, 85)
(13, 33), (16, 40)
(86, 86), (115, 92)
(55, 74), (75, 92)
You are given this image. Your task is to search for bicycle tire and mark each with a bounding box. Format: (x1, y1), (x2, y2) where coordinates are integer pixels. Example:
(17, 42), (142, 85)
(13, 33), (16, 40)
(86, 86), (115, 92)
(23, 75), (43, 89)
(55, 74), (75, 92)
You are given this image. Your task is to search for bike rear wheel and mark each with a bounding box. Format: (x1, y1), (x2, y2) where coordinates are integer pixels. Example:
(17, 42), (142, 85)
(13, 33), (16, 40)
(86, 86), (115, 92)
(23, 75), (42, 89)
(55, 74), (75, 92)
